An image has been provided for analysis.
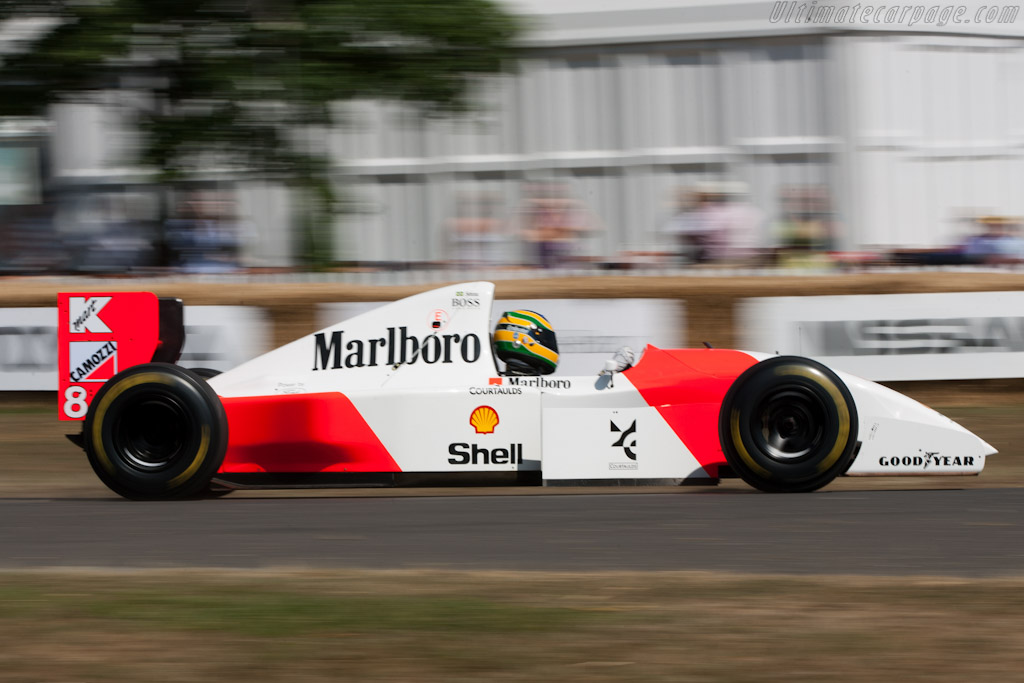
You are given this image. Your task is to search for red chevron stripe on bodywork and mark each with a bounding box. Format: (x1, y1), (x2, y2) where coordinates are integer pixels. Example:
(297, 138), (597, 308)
(219, 392), (400, 473)
(624, 347), (759, 474)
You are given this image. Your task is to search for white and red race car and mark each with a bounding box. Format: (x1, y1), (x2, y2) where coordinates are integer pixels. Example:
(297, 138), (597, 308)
(58, 281), (995, 499)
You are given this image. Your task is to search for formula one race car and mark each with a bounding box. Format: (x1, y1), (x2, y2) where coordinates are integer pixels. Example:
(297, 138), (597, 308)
(58, 282), (995, 499)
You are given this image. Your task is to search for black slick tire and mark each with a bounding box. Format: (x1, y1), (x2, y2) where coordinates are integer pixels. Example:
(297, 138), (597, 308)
(84, 363), (228, 500)
(719, 356), (858, 493)
(183, 368), (233, 498)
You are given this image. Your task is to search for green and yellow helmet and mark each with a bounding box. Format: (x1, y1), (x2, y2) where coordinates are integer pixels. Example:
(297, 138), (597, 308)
(493, 310), (559, 376)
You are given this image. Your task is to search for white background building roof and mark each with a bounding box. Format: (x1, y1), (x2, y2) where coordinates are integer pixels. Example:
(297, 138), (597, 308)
(506, 0), (1024, 45)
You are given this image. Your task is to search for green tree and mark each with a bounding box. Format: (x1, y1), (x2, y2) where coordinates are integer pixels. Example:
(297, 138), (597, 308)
(0, 0), (524, 266)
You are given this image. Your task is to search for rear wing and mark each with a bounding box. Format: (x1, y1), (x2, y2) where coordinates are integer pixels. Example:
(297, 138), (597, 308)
(57, 293), (185, 420)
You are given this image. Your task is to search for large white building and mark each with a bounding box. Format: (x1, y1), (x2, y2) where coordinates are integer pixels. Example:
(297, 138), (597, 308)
(17, 1), (1024, 268)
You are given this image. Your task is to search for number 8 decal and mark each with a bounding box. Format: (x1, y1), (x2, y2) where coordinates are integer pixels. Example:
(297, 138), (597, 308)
(63, 385), (89, 419)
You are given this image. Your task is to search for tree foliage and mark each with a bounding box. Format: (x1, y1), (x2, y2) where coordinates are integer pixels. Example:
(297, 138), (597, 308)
(0, 0), (524, 263)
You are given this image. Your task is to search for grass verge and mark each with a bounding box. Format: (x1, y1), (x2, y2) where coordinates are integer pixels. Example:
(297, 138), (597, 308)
(1, 569), (1023, 682)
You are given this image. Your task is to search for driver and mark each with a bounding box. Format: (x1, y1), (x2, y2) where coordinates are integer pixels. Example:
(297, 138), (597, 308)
(493, 309), (559, 376)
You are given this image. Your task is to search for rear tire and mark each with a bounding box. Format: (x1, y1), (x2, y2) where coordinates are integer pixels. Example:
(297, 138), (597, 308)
(84, 364), (228, 500)
(184, 368), (234, 498)
(719, 356), (858, 493)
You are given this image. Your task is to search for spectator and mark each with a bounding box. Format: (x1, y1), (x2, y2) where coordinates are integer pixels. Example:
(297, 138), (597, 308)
(662, 187), (710, 264)
(166, 191), (240, 273)
(776, 186), (833, 251)
(995, 218), (1024, 262)
(964, 215), (1024, 264)
(703, 181), (764, 264)
(519, 182), (594, 268)
(448, 191), (504, 267)
(663, 181), (765, 265)
(774, 185), (836, 268)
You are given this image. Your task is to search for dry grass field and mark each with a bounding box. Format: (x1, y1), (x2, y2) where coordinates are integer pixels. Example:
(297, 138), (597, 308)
(2, 569), (1024, 682)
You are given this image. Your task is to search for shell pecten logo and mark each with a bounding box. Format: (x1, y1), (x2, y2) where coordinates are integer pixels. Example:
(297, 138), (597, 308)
(470, 405), (499, 434)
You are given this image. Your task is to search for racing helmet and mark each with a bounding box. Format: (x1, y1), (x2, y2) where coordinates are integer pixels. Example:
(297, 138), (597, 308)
(493, 310), (559, 375)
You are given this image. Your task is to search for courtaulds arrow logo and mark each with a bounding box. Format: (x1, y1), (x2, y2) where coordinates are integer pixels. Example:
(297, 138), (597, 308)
(611, 419), (637, 460)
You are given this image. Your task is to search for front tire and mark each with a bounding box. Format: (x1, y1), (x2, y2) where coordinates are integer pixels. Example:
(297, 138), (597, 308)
(719, 356), (858, 493)
(84, 364), (228, 500)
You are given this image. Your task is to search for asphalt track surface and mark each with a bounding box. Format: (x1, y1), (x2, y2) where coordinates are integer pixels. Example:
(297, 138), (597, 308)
(3, 488), (1024, 576)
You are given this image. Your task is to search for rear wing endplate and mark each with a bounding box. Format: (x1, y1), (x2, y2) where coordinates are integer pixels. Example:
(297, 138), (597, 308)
(57, 293), (184, 421)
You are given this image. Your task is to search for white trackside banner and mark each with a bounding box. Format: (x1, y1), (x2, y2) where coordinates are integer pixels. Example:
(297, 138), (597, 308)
(740, 291), (1024, 381)
(176, 306), (271, 374)
(0, 308), (58, 390)
(319, 299), (684, 377)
